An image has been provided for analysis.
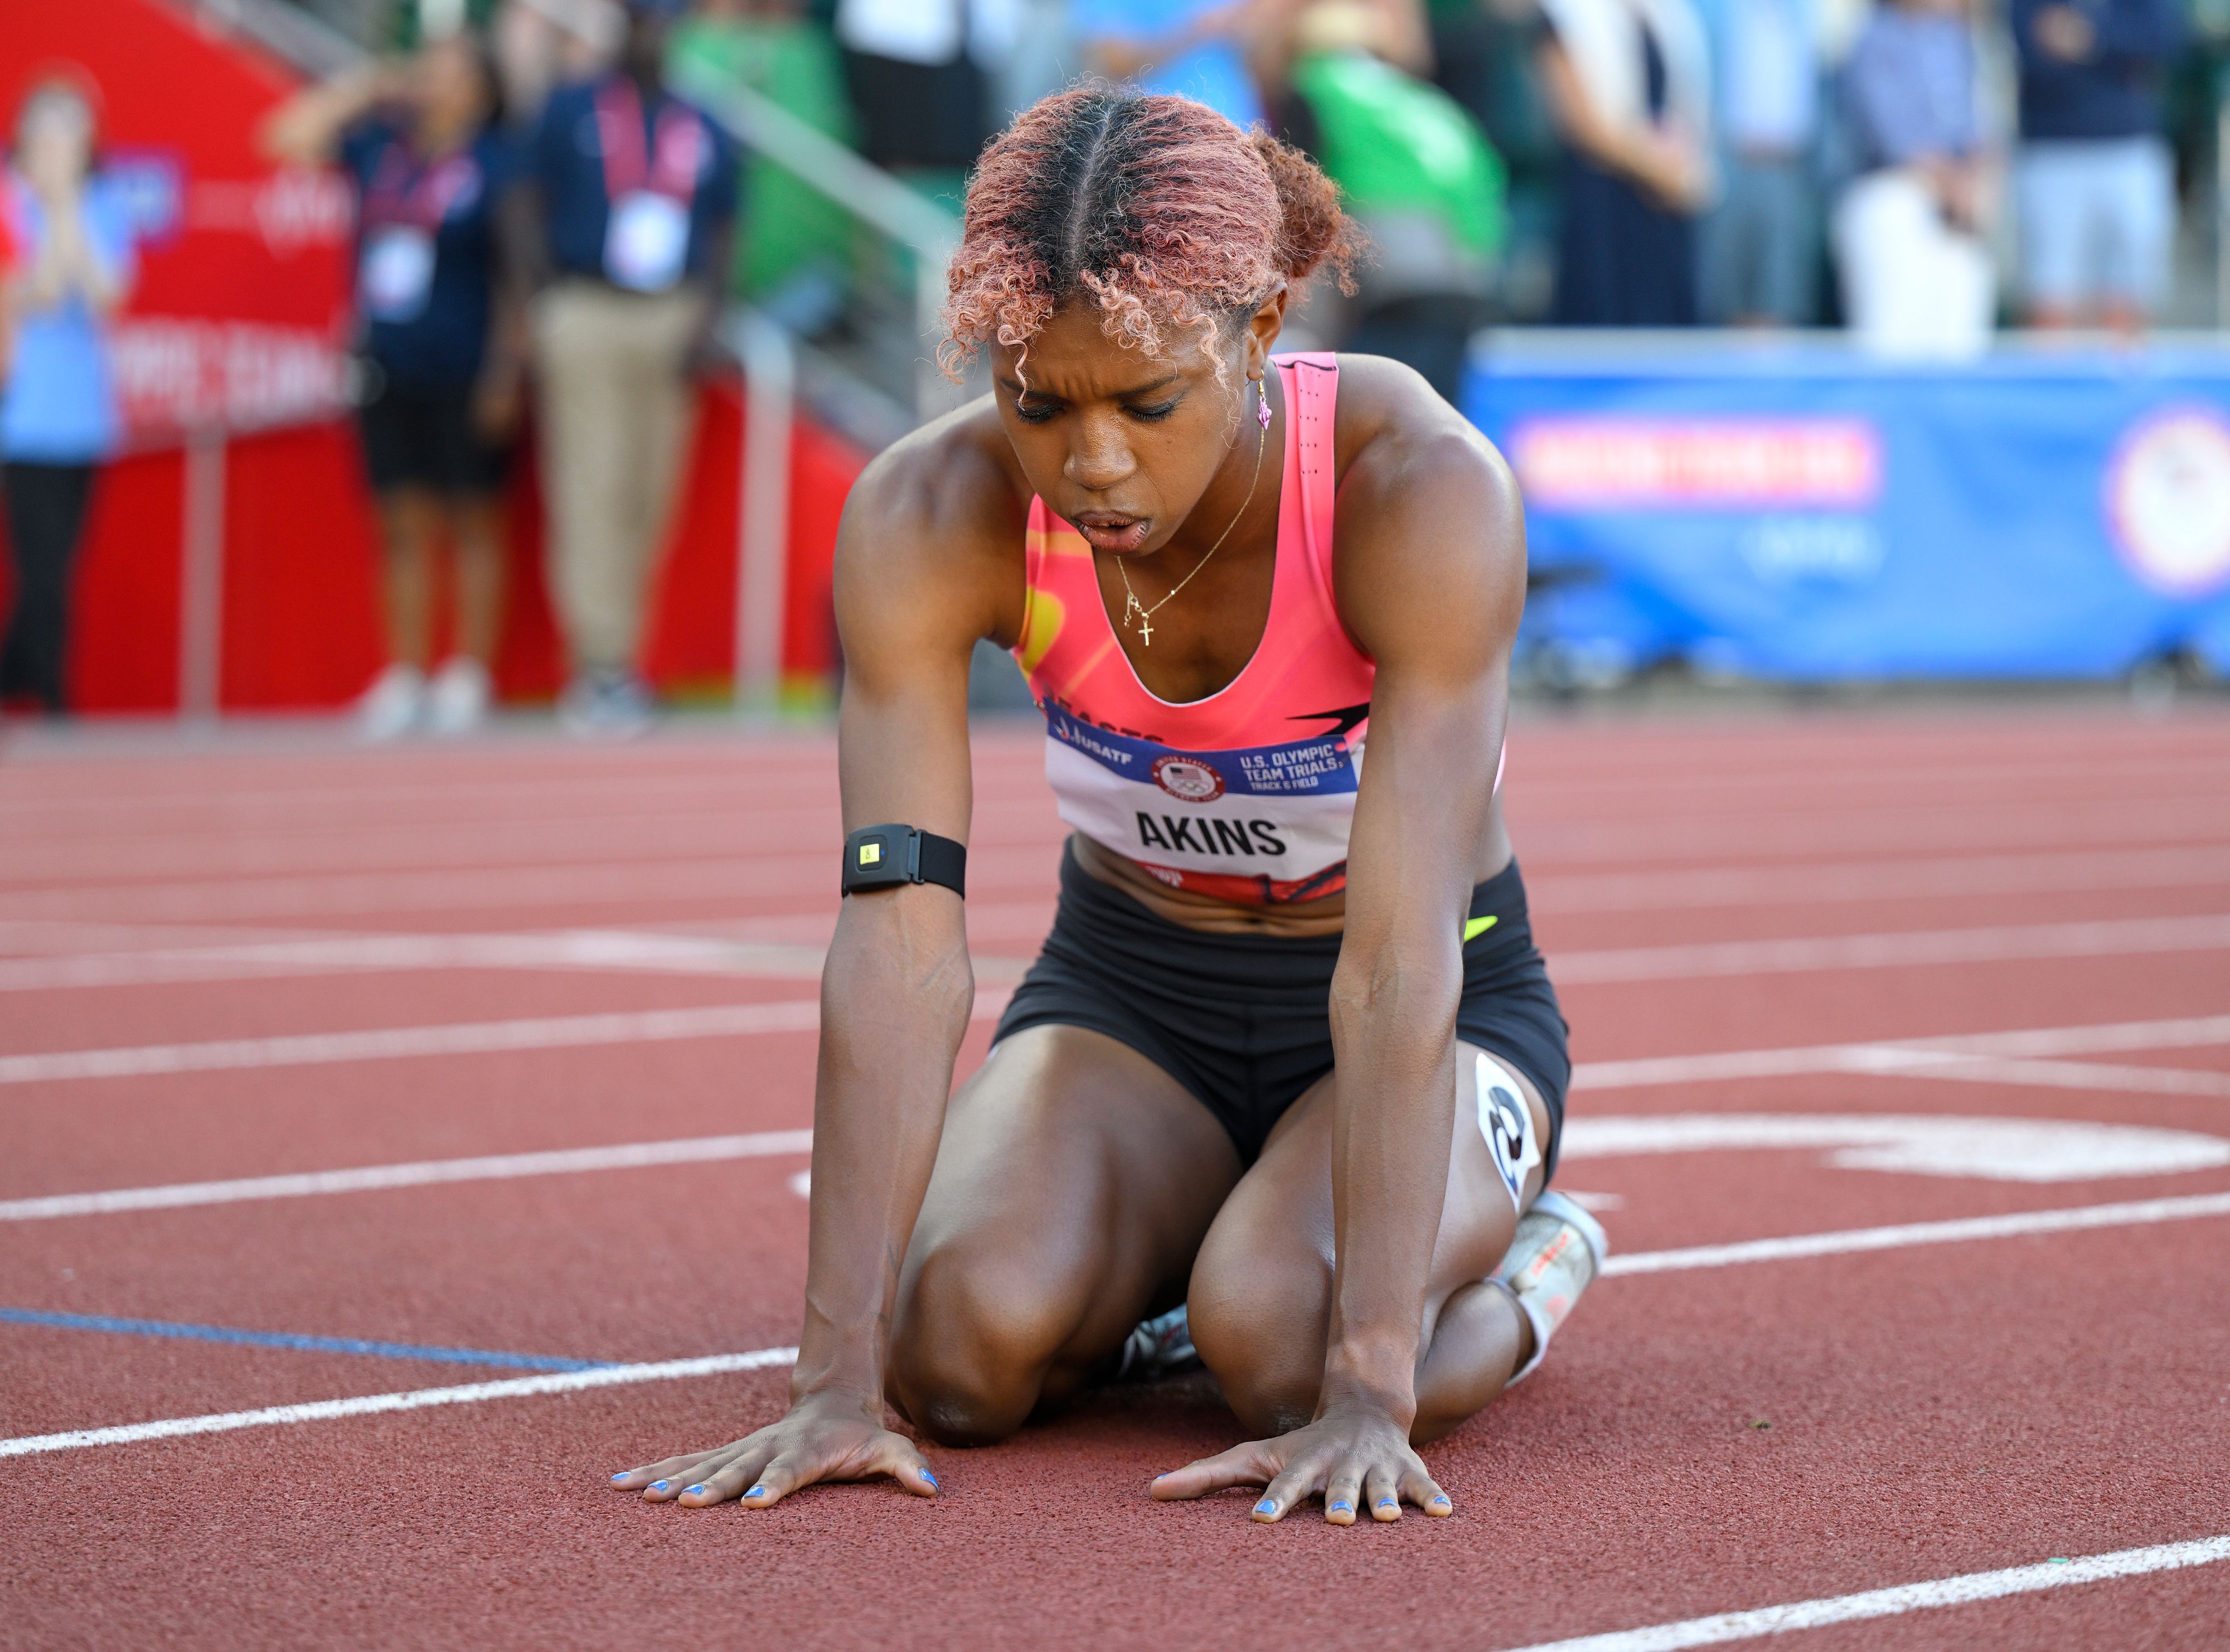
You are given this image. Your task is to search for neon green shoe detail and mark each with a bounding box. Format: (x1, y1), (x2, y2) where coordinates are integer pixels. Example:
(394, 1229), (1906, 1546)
(1462, 914), (1499, 943)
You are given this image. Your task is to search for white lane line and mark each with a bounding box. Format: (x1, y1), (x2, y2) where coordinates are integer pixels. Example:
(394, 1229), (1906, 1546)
(1494, 1534), (2230, 1652)
(9, 1191), (2229, 1455)
(9, 908), (2229, 1006)
(1553, 913), (2230, 985)
(0, 988), (1014, 1087)
(19, 1107), (2229, 1225)
(1903, 1057), (2230, 1099)
(1563, 1115), (2230, 1183)
(1529, 844), (2230, 915)
(1602, 1191), (2230, 1276)
(1572, 1014), (2230, 1092)
(0, 1002), (815, 1084)
(0, 1130), (814, 1220)
(0, 930), (827, 990)
(0, 1005), (2205, 1096)
(0, 928), (1034, 993)
(0, 849), (1058, 927)
(0, 1346), (799, 1459)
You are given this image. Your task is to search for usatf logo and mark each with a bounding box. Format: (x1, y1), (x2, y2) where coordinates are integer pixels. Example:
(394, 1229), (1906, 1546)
(1151, 755), (1225, 802)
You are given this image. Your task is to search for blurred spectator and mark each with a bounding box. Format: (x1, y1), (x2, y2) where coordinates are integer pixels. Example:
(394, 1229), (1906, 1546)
(0, 185), (15, 386)
(2011, 0), (2186, 328)
(1426, 0), (1567, 317)
(1697, 0), (1821, 323)
(992, 0), (1082, 122)
(834, 0), (995, 178)
(672, 0), (855, 321)
(1273, 0), (1505, 400)
(495, 0), (624, 130)
(512, 0), (739, 737)
(1535, 0), (1714, 324)
(265, 34), (523, 741)
(1834, 0), (1993, 356)
(0, 75), (137, 719)
(1077, 0), (1274, 127)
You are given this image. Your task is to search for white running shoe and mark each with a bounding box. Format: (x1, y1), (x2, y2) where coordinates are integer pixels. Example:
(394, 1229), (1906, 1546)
(1490, 1189), (1608, 1387)
(1111, 1304), (1200, 1383)
(558, 666), (656, 740)
(355, 663), (425, 742)
(424, 656), (492, 737)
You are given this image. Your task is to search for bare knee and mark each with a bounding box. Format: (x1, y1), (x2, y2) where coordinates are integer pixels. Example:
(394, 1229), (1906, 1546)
(888, 1242), (1083, 1446)
(1187, 1231), (1330, 1437)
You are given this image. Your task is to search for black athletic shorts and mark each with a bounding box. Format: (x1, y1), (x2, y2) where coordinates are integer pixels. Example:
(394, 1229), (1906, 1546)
(993, 845), (1570, 1177)
(355, 367), (509, 498)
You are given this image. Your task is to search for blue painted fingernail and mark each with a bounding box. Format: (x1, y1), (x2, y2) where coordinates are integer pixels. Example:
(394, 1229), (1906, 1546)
(745, 1485), (766, 1499)
(650, 1480), (668, 1492)
(1377, 1498), (1397, 1509)
(1432, 1494), (1451, 1507)
(1331, 1500), (1351, 1513)
(1254, 1499), (1276, 1514)
(920, 1470), (938, 1488)
(683, 1485), (706, 1495)
(610, 1472), (629, 1483)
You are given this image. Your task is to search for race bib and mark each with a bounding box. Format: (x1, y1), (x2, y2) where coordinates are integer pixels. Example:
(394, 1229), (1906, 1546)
(604, 190), (689, 292)
(360, 225), (435, 322)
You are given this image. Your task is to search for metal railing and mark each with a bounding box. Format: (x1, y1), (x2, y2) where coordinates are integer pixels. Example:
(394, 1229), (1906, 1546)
(671, 67), (966, 704)
(669, 61), (964, 425)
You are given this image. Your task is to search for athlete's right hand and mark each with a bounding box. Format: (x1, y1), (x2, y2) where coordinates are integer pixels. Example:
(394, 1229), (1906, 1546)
(609, 1391), (938, 1509)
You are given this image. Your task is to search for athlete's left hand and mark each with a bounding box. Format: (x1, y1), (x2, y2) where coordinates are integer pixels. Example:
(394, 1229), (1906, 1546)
(1147, 1406), (1452, 1524)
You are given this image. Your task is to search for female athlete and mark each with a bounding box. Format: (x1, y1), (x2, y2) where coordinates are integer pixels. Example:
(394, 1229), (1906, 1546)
(610, 87), (1604, 1526)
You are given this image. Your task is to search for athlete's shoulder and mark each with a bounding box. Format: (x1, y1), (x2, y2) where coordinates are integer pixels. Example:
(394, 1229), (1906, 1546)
(837, 394), (1033, 643)
(1318, 353), (1525, 660)
(843, 394), (1030, 561)
(1323, 352), (1509, 497)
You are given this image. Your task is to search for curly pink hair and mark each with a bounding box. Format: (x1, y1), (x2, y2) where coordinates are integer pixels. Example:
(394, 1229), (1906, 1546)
(941, 88), (1358, 384)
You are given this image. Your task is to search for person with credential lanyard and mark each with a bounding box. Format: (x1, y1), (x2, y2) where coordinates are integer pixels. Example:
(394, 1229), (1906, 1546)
(264, 32), (523, 740)
(510, 0), (739, 737)
(608, 90), (1602, 1525)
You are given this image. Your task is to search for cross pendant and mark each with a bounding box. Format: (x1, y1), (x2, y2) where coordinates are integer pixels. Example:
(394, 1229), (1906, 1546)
(1136, 612), (1153, 646)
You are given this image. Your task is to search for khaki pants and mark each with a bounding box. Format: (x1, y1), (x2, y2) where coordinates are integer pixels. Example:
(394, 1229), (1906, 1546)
(531, 280), (706, 671)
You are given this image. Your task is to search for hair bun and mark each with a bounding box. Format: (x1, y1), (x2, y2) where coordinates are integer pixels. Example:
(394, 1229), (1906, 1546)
(1249, 130), (1361, 294)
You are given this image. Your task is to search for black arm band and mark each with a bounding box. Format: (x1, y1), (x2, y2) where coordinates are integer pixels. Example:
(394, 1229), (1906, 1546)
(840, 823), (967, 898)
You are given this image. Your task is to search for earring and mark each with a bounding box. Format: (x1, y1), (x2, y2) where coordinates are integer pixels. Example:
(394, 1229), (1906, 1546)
(1255, 376), (1272, 430)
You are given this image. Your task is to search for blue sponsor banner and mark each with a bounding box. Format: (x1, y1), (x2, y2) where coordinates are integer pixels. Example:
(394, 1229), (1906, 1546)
(1463, 341), (2230, 678)
(1044, 702), (1358, 796)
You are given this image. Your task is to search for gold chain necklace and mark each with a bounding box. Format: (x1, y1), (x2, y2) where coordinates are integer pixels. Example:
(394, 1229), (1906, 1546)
(1111, 381), (1270, 648)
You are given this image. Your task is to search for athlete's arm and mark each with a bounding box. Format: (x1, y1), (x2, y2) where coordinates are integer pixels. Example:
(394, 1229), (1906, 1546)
(611, 415), (1022, 1508)
(1156, 357), (1525, 1522)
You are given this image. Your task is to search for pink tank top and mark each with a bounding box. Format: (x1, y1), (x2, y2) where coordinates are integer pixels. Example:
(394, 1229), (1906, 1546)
(1011, 352), (1376, 905)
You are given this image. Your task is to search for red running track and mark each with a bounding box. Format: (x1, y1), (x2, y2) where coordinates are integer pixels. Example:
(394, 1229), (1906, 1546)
(3, 706), (2229, 1650)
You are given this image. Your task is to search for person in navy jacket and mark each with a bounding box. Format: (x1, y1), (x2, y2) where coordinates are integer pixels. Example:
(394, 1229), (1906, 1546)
(266, 32), (523, 739)
(2011, 0), (2187, 328)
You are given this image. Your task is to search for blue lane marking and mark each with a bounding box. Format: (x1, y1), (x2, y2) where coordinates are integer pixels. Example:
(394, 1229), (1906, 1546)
(0, 1307), (611, 1372)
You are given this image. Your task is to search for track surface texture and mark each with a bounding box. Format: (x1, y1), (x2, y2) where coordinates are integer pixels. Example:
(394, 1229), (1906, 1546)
(4, 706), (2229, 1651)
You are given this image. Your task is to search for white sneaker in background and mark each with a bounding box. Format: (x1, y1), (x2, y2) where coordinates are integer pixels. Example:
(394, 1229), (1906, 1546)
(424, 656), (492, 737)
(355, 663), (425, 742)
(558, 666), (656, 740)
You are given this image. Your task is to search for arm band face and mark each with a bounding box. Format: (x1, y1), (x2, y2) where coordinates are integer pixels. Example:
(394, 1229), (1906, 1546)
(840, 823), (967, 898)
